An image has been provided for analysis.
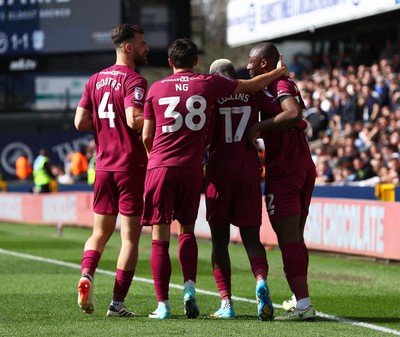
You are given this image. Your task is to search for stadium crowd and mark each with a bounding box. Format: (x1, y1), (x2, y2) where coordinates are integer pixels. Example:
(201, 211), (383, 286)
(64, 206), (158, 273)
(285, 39), (400, 186)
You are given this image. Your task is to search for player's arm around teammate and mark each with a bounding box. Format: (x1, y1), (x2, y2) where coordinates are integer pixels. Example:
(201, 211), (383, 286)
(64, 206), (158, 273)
(141, 38), (288, 320)
(246, 42), (317, 321)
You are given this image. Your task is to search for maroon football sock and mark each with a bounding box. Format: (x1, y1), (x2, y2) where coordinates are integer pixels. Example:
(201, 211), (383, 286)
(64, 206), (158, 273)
(151, 240), (171, 302)
(282, 242), (309, 300)
(250, 256), (268, 281)
(178, 233), (198, 283)
(213, 269), (231, 300)
(302, 243), (309, 271)
(81, 249), (101, 278)
(112, 269), (135, 302)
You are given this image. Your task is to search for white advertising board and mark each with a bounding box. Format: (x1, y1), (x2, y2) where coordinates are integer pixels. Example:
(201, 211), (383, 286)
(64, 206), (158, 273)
(35, 76), (89, 110)
(227, 0), (400, 47)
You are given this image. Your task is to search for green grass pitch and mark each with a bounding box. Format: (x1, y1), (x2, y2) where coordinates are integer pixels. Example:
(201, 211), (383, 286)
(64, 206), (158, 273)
(0, 222), (399, 337)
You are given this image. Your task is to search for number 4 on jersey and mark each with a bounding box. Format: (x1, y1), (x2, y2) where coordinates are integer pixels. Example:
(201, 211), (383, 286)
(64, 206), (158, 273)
(99, 92), (115, 127)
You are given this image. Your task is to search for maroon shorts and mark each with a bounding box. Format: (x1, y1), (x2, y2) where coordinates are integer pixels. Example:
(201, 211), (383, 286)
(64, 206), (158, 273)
(141, 167), (203, 226)
(205, 174), (262, 228)
(93, 169), (145, 216)
(264, 168), (315, 221)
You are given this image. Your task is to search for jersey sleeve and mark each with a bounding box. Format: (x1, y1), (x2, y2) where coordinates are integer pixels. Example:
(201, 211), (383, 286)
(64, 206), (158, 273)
(213, 75), (238, 97)
(124, 74), (148, 110)
(78, 79), (94, 110)
(274, 77), (297, 99)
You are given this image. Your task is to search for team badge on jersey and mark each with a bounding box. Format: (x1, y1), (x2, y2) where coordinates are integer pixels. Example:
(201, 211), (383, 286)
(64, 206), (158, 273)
(133, 87), (145, 101)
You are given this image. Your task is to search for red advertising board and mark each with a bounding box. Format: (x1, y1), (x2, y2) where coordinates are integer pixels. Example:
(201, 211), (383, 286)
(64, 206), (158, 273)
(0, 193), (399, 261)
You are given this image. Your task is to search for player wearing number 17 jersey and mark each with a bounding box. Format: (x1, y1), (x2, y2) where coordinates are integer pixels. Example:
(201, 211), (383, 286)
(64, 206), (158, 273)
(74, 24), (149, 317)
(205, 59), (273, 321)
(141, 38), (288, 319)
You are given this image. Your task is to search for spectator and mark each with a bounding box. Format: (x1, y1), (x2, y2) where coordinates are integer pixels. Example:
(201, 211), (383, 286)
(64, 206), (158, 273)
(291, 42), (400, 187)
(304, 98), (329, 141)
(388, 153), (400, 183)
(52, 164), (73, 184)
(315, 158), (334, 185)
(15, 151), (33, 180)
(86, 140), (96, 186)
(70, 145), (89, 182)
(33, 149), (55, 193)
(352, 155), (375, 181)
(339, 84), (358, 125)
(288, 54), (306, 79)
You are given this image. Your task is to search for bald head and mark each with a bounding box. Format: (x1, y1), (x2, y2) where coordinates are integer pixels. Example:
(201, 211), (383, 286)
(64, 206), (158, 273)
(249, 42), (280, 67)
(247, 42), (280, 77)
(209, 58), (237, 80)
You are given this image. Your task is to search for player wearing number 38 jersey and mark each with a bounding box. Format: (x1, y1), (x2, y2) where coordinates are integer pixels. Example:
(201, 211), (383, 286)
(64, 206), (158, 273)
(141, 38), (288, 320)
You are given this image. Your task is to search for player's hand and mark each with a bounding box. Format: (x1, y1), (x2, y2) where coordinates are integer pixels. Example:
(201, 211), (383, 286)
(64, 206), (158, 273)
(291, 119), (310, 133)
(247, 124), (260, 148)
(277, 53), (284, 68)
(277, 53), (289, 77)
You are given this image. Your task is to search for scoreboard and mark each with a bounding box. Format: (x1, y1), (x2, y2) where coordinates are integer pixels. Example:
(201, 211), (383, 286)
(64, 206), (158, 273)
(0, 0), (120, 56)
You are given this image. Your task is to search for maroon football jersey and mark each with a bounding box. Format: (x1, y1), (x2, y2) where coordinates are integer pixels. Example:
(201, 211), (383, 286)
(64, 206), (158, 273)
(144, 71), (238, 169)
(206, 91), (263, 179)
(78, 65), (148, 172)
(260, 76), (315, 175)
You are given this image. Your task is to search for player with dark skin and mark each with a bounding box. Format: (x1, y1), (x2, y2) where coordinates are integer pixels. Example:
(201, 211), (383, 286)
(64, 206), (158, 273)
(247, 42), (317, 321)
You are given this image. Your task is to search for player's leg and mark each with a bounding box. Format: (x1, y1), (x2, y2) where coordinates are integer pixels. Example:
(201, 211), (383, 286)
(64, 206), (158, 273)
(178, 222), (200, 319)
(299, 167), (314, 275)
(106, 170), (145, 317)
(271, 215), (316, 320)
(148, 223), (172, 319)
(280, 215), (306, 312)
(235, 172), (272, 320)
(205, 175), (235, 318)
(266, 171), (315, 320)
(279, 168), (315, 317)
(174, 167), (203, 319)
(209, 224), (235, 319)
(106, 214), (142, 317)
(241, 227), (273, 321)
(142, 167), (172, 319)
(277, 168), (316, 319)
(78, 213), (117, 314)
(272, 215), (315, 319)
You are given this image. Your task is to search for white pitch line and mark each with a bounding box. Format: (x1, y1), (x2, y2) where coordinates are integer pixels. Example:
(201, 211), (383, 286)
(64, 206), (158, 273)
(1, 247), (399, 336)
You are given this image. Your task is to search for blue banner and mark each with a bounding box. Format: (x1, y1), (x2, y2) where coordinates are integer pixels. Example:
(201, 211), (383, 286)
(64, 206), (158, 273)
(0, 127), (93, 180)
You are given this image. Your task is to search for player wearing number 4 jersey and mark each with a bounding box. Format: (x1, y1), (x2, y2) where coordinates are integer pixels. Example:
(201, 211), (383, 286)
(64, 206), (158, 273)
(74, 24), (149, 317)
(141, 38), (288, 319)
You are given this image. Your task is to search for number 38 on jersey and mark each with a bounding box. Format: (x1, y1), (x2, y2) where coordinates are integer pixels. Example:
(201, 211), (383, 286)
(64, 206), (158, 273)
(160, 95), (207, 133)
